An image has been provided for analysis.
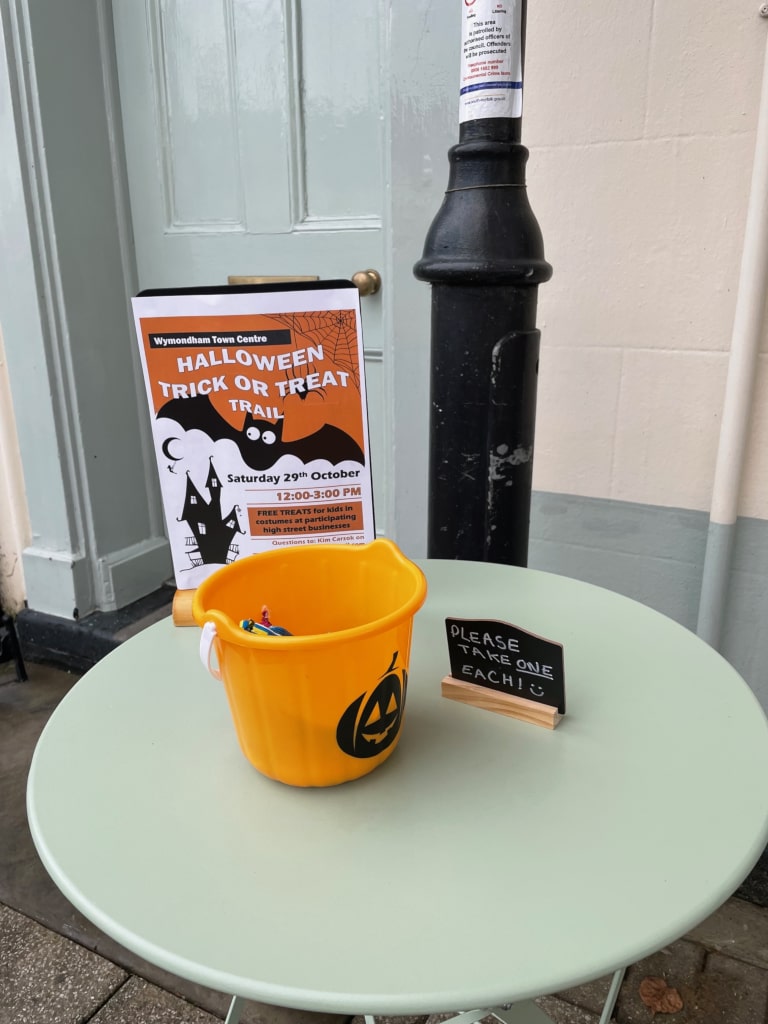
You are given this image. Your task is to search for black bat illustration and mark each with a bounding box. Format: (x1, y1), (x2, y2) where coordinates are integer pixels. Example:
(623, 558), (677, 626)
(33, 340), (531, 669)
(157, 395), (364, 470)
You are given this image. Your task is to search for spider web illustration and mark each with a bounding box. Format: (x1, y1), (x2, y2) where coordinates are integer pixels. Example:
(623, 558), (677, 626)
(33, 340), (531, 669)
(269, 310), (360, 388)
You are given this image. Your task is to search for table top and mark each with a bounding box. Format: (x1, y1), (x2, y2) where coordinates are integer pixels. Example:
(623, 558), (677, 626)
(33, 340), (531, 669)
(27, 560), (768, 1015)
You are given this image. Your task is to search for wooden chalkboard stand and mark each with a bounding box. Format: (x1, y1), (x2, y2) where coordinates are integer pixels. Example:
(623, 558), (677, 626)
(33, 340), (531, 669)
(441, 675), (562, 730)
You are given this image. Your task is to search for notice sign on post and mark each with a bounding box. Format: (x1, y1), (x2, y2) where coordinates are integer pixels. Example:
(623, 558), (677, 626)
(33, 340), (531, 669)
(131, 280), (375, 591)
(442, 617), (565, 729)
(459, 0), (524, 124)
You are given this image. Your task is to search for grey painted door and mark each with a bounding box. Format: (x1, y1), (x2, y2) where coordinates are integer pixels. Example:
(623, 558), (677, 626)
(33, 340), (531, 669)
(112, 0), (391, 531)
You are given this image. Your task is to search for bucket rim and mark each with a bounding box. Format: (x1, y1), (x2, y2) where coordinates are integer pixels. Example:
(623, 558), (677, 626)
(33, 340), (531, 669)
(191, 538), (428, 650)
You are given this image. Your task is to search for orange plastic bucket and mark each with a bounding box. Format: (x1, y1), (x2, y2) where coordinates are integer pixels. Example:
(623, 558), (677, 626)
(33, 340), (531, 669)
(193, 539), (427, 787)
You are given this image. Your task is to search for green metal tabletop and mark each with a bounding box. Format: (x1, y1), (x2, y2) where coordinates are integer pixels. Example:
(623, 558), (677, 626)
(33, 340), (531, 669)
(27, 560), (768, 1015)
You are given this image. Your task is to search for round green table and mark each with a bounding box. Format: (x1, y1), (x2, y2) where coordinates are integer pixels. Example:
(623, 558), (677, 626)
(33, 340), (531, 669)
(27, 561), (768, 1023)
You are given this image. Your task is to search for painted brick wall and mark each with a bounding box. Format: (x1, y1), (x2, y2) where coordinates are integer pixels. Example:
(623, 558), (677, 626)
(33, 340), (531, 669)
(523, 1), (767, 518)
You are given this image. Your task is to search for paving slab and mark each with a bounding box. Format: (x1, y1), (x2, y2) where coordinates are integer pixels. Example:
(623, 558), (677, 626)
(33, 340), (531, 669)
(88, 975), (220, 1023)
(0, 667), (78, 774)
(614, 938), (711, 1024)
(687, 897), (768, 971)
(0, 667), (80, 919)
(553, 972), (615, 1017)
(535, 998), (599, 1024)
(0, 902), (126, 1024)
(674, 951), (768, 1024)
(616, 949), (768, 1024)
(0, 892), (347, 1024)
(351, 1017), (428, 1024)
(616, 941), (705, 1024)
(233, 999), (350, 1024)
(614, 937), (768, 1024)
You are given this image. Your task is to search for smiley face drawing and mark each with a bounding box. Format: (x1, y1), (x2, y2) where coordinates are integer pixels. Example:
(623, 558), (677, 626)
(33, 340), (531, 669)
(336, 652), (407, 759)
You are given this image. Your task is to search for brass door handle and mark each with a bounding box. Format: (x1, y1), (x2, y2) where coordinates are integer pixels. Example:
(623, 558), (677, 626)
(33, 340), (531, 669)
(351, 269), (382, 296)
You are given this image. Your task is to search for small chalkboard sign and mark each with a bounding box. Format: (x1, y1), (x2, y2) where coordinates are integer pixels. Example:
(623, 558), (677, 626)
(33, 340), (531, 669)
(443, 618), (565, 729)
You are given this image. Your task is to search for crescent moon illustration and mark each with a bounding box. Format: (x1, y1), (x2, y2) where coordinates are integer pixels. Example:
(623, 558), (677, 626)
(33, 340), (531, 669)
(162, 437), (183, 461)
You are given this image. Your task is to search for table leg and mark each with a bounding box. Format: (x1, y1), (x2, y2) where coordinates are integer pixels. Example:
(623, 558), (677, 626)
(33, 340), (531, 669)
(225, 995), (246, 1024)
(598, 967), (625, 1024)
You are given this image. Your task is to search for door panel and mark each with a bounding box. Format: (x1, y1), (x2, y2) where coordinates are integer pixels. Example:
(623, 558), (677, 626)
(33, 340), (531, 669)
(299, 4), (382, 221)
(113, 0), (389, 530)
(154, 0), (249, 229)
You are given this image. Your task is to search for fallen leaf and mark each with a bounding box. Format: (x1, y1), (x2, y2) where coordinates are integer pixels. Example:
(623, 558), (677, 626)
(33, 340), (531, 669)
(639, 976), (684, 1015)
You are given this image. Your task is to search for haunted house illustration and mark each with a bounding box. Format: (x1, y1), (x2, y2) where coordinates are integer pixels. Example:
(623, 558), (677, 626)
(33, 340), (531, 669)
(178, 459), (243, 568)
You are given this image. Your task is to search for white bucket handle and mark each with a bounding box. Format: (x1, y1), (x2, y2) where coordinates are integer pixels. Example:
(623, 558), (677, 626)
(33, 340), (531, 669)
(199, 621), (223, 682)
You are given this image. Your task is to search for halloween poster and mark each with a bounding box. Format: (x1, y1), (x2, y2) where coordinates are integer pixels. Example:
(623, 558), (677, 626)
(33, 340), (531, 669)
(131, 281), (375, 589)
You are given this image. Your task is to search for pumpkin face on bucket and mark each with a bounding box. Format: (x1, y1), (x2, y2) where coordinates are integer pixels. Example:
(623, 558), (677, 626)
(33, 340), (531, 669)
(336, 652), (407, 759)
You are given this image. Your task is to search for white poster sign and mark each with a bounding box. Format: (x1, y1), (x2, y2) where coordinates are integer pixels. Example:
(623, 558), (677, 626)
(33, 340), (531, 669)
(131, 282), (375, 590)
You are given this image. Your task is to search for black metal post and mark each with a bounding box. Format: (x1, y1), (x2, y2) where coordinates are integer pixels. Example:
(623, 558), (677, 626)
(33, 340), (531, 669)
(414, 0), (551, 566)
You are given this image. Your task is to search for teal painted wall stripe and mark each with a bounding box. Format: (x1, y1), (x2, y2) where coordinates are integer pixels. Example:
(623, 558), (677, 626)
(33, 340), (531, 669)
(529, 492), (768, 712)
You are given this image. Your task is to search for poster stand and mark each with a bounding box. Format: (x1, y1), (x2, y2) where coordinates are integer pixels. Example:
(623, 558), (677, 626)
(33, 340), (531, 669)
(172, 590), (196, 627)
(130, 275), (375, 629)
